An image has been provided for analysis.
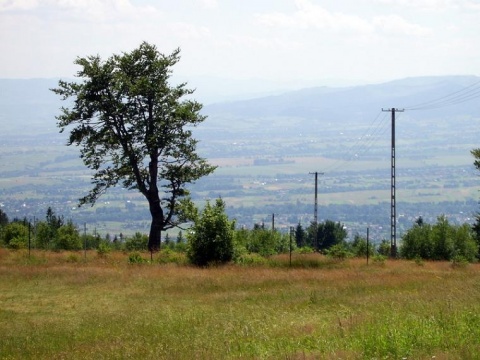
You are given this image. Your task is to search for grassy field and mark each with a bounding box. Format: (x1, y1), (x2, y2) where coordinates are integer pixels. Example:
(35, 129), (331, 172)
(1, 249), (480, 359)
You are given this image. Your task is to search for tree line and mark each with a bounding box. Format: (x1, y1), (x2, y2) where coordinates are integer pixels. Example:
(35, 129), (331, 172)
(2, 203), (479, 266)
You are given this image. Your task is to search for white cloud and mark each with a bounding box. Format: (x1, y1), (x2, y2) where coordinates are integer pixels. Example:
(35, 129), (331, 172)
(0, 0), (40, 11)
(256, 0), (431, 37)
(375, 0), (480, 11)
(228, 35), (301, 52)
(0, 0), (159, 22)
(373, 15), (433, 36)
(198, 0), (218, 9)
(461, 0), (480, 11)
(168, 22), (212, 40)
(256, 0), (373, 34)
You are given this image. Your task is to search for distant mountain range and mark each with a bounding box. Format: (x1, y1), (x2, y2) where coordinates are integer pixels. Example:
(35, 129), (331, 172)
(203, 75), (480, 124)
(1, 75), (478, 137)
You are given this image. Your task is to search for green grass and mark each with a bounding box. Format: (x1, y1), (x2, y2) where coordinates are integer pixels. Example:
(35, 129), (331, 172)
(1, 249), (480, 359)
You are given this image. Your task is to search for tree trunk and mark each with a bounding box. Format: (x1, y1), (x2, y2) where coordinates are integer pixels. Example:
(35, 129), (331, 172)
(147, 196), (164, 252)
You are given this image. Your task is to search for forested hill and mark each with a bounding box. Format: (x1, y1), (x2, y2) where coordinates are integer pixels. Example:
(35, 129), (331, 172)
(203, 75), (480, 124)
(1, 75), (479, 136)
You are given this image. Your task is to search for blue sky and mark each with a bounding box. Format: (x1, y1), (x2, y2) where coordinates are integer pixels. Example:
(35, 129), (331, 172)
(1, 0), (479, 90)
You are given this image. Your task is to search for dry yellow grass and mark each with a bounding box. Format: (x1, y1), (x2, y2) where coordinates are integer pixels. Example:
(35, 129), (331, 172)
(1, 249), (480, 359)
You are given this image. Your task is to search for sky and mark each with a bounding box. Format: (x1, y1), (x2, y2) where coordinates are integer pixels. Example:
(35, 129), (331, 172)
(1, 0), (480, 94)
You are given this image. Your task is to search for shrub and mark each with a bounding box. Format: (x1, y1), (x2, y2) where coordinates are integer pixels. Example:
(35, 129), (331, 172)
(350, 234), (375, 258)
(55, 221), (82, 250)
(400, 216), (478, 262)
(377, 240), (391, 257)
(97, 242), (111, 257)
(325, 243), (352, 260)
(66, 253), (80, 263)
(8, 236), (27, 250)
(234, 252), (268, 266)
(187, 198), (235, 266)
(125, 232), (148, 251)
(372, 254), (387, 265)
(128, 252), (145, 264)
(245, 228), (278, 257)
(3, 222), (28, 249)
(156, 248), (186, 265)
(451, 254), (469, 268)
(295, 246), (315, 254)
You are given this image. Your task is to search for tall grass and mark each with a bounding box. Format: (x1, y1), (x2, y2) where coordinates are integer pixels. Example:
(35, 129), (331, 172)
(1, 249), (479, 359)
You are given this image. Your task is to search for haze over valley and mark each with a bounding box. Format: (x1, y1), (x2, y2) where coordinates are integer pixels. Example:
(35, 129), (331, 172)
(1, 76), (479, 242)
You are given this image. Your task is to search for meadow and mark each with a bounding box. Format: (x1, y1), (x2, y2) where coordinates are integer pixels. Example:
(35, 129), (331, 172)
(1, 249), (480, 359)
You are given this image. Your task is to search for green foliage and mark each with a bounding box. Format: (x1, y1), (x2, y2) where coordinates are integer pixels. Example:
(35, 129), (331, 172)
(35, 208), (64, 250)
(8, 237), (27, 250)
(234, 227), (286, 257)
(156, 248), (186, 265)
(431, 215), (455, 260)
(84, 234), (102, 250)
(471, 148), (480, 258)
(451, 254), (469, 268)
(294, 222), (307, 247)
(164, 233), (171, 246)
(233, 252), (268, 266)
(295, 246), (314, 254)
(97, 241), (111, 257)
(471, 213), (480, 258)
(414, 256), (425, 266)
(372, 254), (387, 265)
(400, 222), (433, 259)
(124, 232), (148, 251)
(400, 215), (478, 262)
(128, 252), (146, 264)
(55, 221), (82, 251)
(65, 253), (80, 263)
(52, 42), (216, 252)
(187, 198), (235, 266)
(3, 222), (28, 249)
(325, 243), (352, 260)
(306, 220), (347, 251)
(176, 231), (184, 244)
(46, 207), (63, 229)
(0, 208), (8, 227)
(452, 223), (478, 262)
(35, 222), (52, 250)
(472, 147), (480, 172)
(318, 220), (348, 250)
(377, 240), (391, 256)
(350, 234), (375, 258)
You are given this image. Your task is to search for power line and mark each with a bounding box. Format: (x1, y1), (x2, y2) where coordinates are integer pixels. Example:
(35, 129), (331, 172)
(405, 78), (480, 111)
(320, 111), (390, 174)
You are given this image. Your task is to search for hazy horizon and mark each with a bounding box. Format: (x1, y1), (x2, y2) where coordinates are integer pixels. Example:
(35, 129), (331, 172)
(1, 0), (479, 90)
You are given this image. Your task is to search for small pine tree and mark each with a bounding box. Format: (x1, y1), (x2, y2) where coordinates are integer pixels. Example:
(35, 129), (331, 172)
(176, 231), (184, 244)
(295, 222), (306, 247)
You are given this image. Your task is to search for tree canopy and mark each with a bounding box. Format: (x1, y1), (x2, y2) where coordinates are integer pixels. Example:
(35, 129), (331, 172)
(52, 42), (216, 251)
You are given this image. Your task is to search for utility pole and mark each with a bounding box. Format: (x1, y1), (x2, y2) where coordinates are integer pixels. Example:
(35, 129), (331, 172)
(382, 108), (404, 258)
(309, 171), (324, 251)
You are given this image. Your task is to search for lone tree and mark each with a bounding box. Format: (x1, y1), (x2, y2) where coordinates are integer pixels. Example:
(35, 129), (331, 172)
(52, 42), (216, 252)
